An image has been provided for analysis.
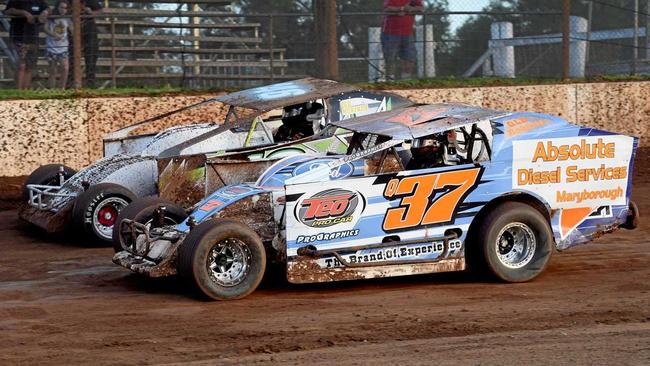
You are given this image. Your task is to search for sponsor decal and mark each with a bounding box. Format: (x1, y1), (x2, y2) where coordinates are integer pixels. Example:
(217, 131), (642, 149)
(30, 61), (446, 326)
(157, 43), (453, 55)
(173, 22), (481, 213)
(293, 159), (354, 180)
(382, 168), (482, 231)
(252, 82), (308, 101)
(199, 199), (224, 211)
(319, 239), (462, 268)
(219, 186), (255, 198)
(327, 139), (403, 171)
(337, 96), (389, 121)
(295, 188), (365, 228)
(340, 99), (370, 117)
(512, 136), (633, 209)
(296, 229), (359, 244)
(589, 206), (612, 218)
(386, 107), (448, 126)
(503, 116), (551, 137)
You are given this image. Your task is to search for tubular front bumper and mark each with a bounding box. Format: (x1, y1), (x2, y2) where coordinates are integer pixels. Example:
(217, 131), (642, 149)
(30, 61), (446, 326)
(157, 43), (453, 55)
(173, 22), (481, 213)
(25, 183), (77, 210)
(112, 219), (184, 278)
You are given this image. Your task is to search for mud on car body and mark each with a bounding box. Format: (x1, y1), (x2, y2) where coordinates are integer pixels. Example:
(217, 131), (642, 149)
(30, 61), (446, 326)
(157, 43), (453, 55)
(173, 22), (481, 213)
(113, 103), (639, 300)
(20, 78), (412, 243)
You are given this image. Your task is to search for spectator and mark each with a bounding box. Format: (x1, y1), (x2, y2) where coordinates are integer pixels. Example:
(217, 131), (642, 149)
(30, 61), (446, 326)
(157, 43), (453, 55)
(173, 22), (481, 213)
(382, 0), (423, 80)
(44, 0), (72, 89)
(4, 0), (49, 89)
(68, 0), (101, 88)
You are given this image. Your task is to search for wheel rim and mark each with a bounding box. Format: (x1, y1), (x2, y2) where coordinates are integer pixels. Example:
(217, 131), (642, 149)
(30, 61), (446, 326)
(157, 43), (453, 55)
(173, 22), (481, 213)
(495, 222), (536, 269)
(206, 238), (251, 287)
(92, 197), (129, 240)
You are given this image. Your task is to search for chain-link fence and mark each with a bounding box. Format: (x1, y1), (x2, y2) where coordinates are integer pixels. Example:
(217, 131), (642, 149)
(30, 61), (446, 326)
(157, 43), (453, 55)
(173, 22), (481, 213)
(0, 0), (648, 89)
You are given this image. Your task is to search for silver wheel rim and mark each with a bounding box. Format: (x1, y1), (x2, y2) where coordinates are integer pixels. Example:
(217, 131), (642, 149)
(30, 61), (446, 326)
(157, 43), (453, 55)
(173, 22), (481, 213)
(207, 238), (251, 287)
(92, 197), (129, 240)
(495, 222), (536, 269)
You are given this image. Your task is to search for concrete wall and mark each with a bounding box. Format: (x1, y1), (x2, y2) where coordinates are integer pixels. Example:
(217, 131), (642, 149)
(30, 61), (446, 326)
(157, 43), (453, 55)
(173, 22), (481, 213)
(0, 81), (647, 177)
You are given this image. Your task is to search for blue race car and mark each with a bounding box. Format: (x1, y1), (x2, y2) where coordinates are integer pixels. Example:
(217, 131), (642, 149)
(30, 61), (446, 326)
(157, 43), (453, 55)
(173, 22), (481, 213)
(113, 103), (639, 300)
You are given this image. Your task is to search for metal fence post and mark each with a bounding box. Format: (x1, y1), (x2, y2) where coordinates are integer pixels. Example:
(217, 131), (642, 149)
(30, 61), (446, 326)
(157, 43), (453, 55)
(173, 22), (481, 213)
(490, 22), (515, 78)
(647, 0), (650, 60)
(562, 0), (571, 79)
(111, 17), (116, 88)
(269, 15), (274, 82)
(569, 16), (587, 78)
(632, 0), (639, 75)
(72, 0), (82, 88)
(416, 24), (435, 78)
(422, 12), (427, 79)
(368, 27), (384, 82)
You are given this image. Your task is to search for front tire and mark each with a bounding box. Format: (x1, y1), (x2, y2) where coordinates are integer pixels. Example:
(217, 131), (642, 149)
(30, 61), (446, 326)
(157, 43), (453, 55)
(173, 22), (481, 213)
(112, 197), (187, 253)
(178, 219), (266, 300)
(72, 183), (136, 243)
(477, 202), (553, 282)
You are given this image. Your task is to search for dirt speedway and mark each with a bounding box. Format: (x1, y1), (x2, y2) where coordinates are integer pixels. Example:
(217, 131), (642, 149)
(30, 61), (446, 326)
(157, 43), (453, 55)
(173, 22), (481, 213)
(0, 150), (649, 365)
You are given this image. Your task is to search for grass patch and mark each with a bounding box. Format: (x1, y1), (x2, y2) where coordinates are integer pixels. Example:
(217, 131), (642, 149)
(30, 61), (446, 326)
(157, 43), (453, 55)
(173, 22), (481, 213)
(1, 75), (649, 100)
(0, 86), (206, 100)
(358, 75), (650, 90)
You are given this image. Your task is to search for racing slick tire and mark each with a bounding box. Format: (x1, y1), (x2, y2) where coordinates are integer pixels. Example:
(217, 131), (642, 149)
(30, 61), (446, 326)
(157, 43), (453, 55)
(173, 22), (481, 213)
(22, 164), (77, 201)
(112, 197), (188, 253)
(72, 183), (137, 243)
(477, 202), (553, 283)
(178, 219), (266, 301)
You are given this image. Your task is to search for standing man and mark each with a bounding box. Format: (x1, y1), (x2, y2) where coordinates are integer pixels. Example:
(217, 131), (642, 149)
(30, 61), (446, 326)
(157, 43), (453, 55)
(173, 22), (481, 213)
(4, 0), (49, 89)
(69, 0), (101, 88)
(381, 0), (423, 80)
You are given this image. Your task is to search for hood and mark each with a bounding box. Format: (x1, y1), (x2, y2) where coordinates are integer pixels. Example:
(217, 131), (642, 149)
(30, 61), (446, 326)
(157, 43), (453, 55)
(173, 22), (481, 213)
(46, 154), (156, 211)
(178, 155), (365, 231)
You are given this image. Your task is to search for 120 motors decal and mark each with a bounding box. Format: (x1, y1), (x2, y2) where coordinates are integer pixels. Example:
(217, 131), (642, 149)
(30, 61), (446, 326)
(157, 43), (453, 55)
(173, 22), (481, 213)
(295, 188), (366, 228)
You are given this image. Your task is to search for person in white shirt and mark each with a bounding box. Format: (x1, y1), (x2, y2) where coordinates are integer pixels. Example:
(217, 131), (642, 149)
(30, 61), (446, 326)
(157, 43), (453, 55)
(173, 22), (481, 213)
(44, 0), (72, 89)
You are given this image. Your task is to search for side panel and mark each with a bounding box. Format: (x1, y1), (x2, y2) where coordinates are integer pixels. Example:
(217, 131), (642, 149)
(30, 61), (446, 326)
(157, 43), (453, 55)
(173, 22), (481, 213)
(492, 113), (637, 249)
(103, 135), (155, 158)
(284, 164), (484, 284)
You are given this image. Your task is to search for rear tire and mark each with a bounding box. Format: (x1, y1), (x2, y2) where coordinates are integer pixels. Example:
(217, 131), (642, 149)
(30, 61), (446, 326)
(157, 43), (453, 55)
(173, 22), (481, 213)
(476, 202), (553, 282)
(178, 219), (266, 300)
(112, 197), (187, 253)
(22, 164), (76, 201)
(72, 183), (136, 243)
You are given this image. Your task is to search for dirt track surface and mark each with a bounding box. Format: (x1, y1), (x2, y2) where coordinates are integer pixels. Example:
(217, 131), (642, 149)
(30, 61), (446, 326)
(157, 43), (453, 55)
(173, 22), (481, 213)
(1, 157), (649, 365)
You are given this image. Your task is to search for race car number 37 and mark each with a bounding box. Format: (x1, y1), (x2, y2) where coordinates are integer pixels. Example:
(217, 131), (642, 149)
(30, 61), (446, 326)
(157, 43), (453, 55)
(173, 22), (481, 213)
(382, 167), (482, 231)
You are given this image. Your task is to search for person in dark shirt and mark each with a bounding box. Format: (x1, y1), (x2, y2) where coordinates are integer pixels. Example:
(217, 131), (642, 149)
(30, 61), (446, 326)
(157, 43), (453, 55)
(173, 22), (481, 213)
(68, 0), (101, 88)
(4, 0), (49, 89)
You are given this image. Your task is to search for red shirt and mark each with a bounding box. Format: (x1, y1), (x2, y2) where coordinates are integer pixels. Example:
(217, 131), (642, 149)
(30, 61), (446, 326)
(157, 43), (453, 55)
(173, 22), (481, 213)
(382, 0), (423, 36)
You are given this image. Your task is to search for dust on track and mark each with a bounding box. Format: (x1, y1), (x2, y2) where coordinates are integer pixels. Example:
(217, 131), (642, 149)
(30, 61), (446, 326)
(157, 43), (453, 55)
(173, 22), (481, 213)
(0, 149), (648, 365)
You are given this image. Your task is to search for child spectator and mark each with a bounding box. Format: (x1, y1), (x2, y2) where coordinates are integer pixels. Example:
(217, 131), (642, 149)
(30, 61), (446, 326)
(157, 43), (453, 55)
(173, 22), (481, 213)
(4, 0), (49, 89)
(44, 0), (72, 89)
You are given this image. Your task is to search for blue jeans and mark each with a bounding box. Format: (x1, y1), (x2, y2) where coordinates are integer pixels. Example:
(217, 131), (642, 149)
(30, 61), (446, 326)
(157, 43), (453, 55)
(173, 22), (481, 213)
(381, 33), (416, 63)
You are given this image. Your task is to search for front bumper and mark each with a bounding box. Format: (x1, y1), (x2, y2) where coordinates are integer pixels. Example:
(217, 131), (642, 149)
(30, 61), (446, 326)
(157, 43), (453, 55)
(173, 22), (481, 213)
(18, 202), (73, 233)
(113, 250), (178, 278)
(112, 219), (184, 278)
(20, 182), (78, 233)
